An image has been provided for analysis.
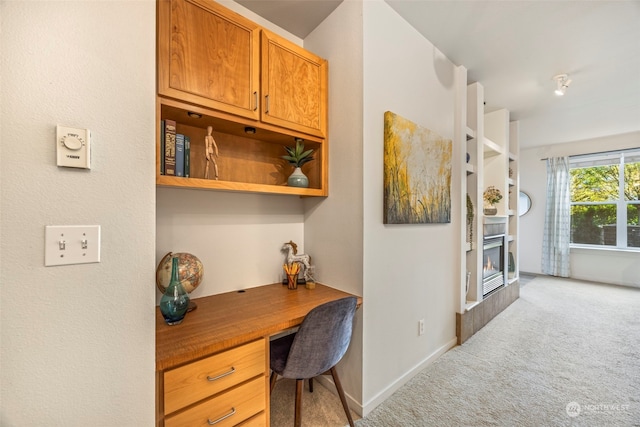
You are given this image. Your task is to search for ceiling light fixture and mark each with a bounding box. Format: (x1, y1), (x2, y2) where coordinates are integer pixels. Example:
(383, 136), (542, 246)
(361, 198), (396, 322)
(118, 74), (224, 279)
(553, 74), (571, 96)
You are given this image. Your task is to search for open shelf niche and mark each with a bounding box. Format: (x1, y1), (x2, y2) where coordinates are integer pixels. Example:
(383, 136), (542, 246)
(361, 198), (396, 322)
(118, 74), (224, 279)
(157, 98), (328, 197)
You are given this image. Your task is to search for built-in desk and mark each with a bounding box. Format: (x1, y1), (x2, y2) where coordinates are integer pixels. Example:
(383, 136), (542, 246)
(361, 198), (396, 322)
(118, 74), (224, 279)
(156, 283), (361, 427)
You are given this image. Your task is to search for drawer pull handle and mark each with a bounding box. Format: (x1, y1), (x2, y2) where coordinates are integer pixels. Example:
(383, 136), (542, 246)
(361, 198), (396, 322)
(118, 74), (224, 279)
(253, 92), (258, 111)
(206, 367), (235, 382)
(265, 95), (270, 114)
(207, 407), (236, 425)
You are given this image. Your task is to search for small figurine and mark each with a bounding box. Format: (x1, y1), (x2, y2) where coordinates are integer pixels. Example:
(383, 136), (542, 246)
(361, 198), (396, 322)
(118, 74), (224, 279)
(281, 241), (312, 282)
(204, 126), (219, 180)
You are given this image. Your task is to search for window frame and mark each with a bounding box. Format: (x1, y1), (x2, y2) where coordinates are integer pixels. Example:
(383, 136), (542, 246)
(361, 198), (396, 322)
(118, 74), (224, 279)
(569, 149), (640, 251)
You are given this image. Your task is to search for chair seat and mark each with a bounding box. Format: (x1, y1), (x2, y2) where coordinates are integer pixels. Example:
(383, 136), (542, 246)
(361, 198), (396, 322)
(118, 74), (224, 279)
(270, 333), (295, 375)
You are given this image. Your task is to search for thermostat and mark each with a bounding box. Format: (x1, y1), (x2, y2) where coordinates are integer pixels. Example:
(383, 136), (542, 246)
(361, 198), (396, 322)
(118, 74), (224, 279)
(57, 125), (91, 169)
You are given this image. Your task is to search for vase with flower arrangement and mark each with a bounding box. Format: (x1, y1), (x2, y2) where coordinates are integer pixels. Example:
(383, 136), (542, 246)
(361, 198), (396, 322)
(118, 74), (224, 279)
(483, 186), (502, 216)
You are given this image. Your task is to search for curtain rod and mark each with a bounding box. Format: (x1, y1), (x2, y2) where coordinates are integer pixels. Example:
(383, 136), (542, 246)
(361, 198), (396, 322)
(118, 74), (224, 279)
(540, 147), (640, 161)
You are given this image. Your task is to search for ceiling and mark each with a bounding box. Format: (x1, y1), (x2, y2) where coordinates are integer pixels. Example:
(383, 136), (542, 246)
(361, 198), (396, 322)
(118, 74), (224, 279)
(235, 0), (640, 149)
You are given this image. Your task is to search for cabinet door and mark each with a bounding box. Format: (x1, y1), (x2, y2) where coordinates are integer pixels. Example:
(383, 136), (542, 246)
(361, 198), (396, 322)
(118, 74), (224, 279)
(261, 30), (328, 138)
(158, 0), (260, 120)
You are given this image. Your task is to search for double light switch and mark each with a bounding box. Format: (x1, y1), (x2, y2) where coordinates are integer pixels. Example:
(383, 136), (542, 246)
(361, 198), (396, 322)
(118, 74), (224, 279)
(45, 225), (101, 266)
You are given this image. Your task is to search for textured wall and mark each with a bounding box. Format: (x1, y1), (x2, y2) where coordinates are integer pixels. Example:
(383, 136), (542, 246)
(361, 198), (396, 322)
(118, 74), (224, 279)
(1, 2), (156, 425)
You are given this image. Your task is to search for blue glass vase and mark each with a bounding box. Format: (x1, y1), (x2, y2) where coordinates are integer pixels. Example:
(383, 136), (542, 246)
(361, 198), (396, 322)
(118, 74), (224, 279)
(160, 257), (190, 325)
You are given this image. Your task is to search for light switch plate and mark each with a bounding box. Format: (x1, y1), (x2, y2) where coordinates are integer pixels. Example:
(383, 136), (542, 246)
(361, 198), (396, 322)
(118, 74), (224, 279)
(45, 225), (101, 266)
(56, 125), (91, 169)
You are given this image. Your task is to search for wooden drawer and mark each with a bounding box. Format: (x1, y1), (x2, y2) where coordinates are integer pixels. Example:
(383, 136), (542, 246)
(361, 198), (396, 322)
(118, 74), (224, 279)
(165, 376), (265, 427)
(236, 412), (267, 427)
(164, 339), (265, 414)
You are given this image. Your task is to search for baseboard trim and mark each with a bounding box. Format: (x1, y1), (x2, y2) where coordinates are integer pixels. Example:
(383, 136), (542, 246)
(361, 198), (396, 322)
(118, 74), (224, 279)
(359, 337), (457, 416)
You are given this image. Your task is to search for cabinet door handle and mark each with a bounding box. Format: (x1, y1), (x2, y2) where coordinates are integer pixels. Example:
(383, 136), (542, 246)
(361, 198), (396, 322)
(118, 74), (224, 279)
(206, 367), (235, 382)
(207, 407), (236, 425)
(253, 92), (258, 111)
(265, 94), (270, 114)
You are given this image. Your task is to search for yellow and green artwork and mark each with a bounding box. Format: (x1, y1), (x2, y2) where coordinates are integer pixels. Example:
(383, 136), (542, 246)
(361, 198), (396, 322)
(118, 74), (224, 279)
(384, 111), (452, 224)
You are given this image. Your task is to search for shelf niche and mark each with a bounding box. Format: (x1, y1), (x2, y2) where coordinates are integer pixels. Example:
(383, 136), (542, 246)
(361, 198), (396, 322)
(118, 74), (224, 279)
(157, 99), (327, 197)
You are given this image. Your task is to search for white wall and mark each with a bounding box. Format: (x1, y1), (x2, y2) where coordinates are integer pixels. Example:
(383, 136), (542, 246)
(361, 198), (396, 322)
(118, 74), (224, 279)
(1, 1), (156, 425)
(303, 0), (365, 408)
(220, 0), (303, 45)
(361, 0), (458, 413)
(520, 131), (640, 287)
(297, 0), (462, 414)
(156, 189), (304, 298)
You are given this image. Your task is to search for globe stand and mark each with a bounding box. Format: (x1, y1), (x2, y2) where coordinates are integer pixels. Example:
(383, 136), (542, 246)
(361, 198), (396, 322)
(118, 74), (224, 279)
(187, 300), (198, 312)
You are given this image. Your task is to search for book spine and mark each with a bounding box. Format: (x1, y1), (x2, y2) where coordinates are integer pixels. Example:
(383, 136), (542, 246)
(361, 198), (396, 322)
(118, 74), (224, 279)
(184, 136), (190, 178)
(160, 120), (165, 175)
(164, 120), (176, 176)
(175, 134), (185, 177)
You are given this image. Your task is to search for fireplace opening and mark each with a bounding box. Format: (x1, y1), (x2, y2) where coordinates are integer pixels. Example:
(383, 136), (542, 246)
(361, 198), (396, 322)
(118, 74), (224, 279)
(483, 234), (505, 297)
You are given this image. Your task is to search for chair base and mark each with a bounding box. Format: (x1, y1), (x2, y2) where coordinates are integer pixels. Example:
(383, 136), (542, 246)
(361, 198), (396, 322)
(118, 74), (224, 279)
(270, 368), (355, 427)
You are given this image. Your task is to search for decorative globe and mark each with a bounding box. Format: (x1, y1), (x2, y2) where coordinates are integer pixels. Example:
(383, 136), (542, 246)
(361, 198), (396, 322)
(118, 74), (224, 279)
(156, 252), (204, 294)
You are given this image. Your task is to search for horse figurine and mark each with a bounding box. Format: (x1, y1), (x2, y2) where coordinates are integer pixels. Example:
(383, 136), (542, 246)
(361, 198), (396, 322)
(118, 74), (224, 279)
(282, 241), (312, 281)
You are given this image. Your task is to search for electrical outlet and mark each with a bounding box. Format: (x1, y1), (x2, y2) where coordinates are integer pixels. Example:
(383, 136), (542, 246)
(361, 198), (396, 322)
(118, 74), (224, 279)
(418, 319), (425, 336)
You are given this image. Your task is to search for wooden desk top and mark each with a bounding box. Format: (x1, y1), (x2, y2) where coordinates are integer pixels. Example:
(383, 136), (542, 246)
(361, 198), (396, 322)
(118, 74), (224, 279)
(156, 283), (361, 371)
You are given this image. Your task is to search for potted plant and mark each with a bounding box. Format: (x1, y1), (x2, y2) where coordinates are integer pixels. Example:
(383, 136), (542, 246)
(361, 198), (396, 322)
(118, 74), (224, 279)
(483, 186), (502, 215)
(466, 194), (474, 245)
(282, 139), (314, 188)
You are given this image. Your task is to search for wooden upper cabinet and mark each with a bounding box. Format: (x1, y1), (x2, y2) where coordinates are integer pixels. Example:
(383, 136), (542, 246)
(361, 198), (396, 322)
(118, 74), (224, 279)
(156, 0), (329, 196)
(157, 0), (260, 120)
(261, 30), (328, 138)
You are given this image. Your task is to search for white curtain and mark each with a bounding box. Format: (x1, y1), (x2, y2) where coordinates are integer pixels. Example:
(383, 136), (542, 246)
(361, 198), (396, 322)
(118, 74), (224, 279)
(541, 157), (571, 277)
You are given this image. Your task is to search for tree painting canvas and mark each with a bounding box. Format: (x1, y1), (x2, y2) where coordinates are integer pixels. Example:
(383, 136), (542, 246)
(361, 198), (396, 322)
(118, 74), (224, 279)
(384, 111), (452, 224)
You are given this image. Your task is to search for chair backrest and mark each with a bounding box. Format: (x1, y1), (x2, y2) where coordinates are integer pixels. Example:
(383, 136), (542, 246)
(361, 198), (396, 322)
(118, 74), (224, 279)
(281, 297), (357, 379)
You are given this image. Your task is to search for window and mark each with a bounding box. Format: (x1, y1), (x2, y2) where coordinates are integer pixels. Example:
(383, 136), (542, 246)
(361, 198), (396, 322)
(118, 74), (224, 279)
(570, 149), (640, 249)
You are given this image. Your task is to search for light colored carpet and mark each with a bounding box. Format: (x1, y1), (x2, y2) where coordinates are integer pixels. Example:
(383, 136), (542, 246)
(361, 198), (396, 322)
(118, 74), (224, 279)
(357, 277), (640, 426)
(271, 276), (640, 426)
(270, 377), (360, 427)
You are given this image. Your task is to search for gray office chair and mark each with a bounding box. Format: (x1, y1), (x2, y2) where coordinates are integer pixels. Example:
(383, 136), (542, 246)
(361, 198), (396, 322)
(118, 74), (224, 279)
(270, 296), (357, 427)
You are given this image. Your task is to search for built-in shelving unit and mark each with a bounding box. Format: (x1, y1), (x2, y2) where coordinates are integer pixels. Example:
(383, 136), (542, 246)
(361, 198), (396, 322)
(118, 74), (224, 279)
(463, 81), (489, 311)
(466, 127), (476, 140)
(483, 137), (503, 156)
(456, 67), (520, 344)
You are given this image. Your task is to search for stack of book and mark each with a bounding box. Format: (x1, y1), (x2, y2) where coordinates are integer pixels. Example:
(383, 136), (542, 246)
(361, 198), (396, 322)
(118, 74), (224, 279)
(160, 120), (190, 177)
